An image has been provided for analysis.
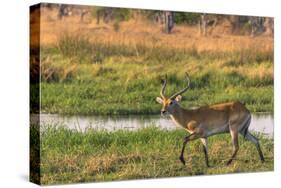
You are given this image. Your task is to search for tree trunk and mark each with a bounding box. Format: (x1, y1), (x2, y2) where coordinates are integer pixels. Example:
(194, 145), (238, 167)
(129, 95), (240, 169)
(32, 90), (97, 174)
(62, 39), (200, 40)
(200, 14), (207, 36)
(164, 11), (174, 34)
(264, 17), (274, 36)
(103, 8), (113, 23)
(80, 9), (87, 23)
(96, 10), (100, 24)
(250, 17), (265, 37)
(229, 15), (240, 35)
(58, 4), (66, 20)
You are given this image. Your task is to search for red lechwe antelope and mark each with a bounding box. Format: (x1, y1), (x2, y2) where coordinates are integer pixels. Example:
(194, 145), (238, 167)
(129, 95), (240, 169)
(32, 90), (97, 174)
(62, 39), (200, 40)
(156, 73), (265, 167)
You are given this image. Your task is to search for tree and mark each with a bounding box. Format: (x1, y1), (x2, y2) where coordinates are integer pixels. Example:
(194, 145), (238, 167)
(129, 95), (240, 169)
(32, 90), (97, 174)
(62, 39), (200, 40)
(92, 7), (130, 24)
(198, 14), (219, 36)
(264, 17), (274, 36)
(164, 11), (175, 34)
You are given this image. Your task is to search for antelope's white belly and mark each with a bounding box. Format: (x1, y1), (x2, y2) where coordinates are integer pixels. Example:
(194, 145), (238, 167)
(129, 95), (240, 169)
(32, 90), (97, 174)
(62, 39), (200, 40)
(205, 123), (229, 136)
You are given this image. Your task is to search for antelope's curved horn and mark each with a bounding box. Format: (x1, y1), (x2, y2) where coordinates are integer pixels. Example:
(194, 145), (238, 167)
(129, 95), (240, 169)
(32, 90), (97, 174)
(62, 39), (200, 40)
(160, 74), (167, 98)
(170, 73), (190, 99)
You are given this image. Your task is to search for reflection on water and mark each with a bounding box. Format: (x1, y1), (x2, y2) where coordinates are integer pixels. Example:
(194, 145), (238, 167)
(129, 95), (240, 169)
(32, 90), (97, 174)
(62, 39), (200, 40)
(32, 113), (274, 137)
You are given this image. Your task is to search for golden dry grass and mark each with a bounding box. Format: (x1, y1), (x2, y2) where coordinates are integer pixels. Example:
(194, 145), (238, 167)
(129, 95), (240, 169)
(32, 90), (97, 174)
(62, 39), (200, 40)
(35, 7), (273, 55)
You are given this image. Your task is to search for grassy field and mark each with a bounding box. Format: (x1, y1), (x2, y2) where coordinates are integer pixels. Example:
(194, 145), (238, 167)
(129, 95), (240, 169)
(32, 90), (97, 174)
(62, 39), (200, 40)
(37, 126), (273, 185)
(29, 8), (274, 115)
(28, 7), (275, 115)
(37, 39), (273, 115)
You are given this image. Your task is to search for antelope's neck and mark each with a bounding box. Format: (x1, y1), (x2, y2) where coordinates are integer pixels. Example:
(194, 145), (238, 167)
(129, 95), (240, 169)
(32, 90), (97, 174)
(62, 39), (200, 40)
(169, 105), (189, 128)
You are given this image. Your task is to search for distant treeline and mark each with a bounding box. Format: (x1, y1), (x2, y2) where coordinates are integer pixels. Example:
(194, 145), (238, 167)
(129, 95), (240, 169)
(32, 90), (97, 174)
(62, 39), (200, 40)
(42, 3), (274, 36)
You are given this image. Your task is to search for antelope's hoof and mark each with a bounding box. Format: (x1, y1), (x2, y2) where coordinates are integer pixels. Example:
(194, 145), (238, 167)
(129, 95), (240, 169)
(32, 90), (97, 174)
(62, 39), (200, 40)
(226, 159), (233, 166)
(179, 156), (185, 165)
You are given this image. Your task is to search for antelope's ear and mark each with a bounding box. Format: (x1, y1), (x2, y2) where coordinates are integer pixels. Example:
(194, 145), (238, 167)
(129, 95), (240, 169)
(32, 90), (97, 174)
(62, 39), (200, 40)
(175, 95), (182, 102)
(156, 97), (163, 104)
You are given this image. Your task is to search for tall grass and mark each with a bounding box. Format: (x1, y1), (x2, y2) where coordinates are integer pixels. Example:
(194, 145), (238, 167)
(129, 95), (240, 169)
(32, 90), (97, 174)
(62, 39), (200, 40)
(55, 33), (273, 66)
(38, 126), (273, 185)
(39, 34), (273, 115)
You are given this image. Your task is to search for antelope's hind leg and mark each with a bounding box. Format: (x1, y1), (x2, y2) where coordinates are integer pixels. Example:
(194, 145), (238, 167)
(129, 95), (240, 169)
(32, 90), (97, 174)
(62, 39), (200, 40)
(244, 132), (265, 162)
(227, 126), (239, 165)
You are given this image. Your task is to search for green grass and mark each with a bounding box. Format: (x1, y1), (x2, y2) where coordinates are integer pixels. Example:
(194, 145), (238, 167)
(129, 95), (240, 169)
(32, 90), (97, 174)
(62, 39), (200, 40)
(38, 126), (273, 185)
(39, 82), (273, 115)
(33, 34), (273, 115)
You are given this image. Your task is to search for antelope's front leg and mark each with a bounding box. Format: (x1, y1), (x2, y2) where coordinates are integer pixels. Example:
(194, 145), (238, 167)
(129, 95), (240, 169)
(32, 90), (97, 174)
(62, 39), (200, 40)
(200, 138), (210, 167)
(179, 132), (201, 165)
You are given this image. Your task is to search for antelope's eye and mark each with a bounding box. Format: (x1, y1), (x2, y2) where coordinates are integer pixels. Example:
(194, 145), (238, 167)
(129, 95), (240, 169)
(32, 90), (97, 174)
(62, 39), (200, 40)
(169, 101), (173, 105)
